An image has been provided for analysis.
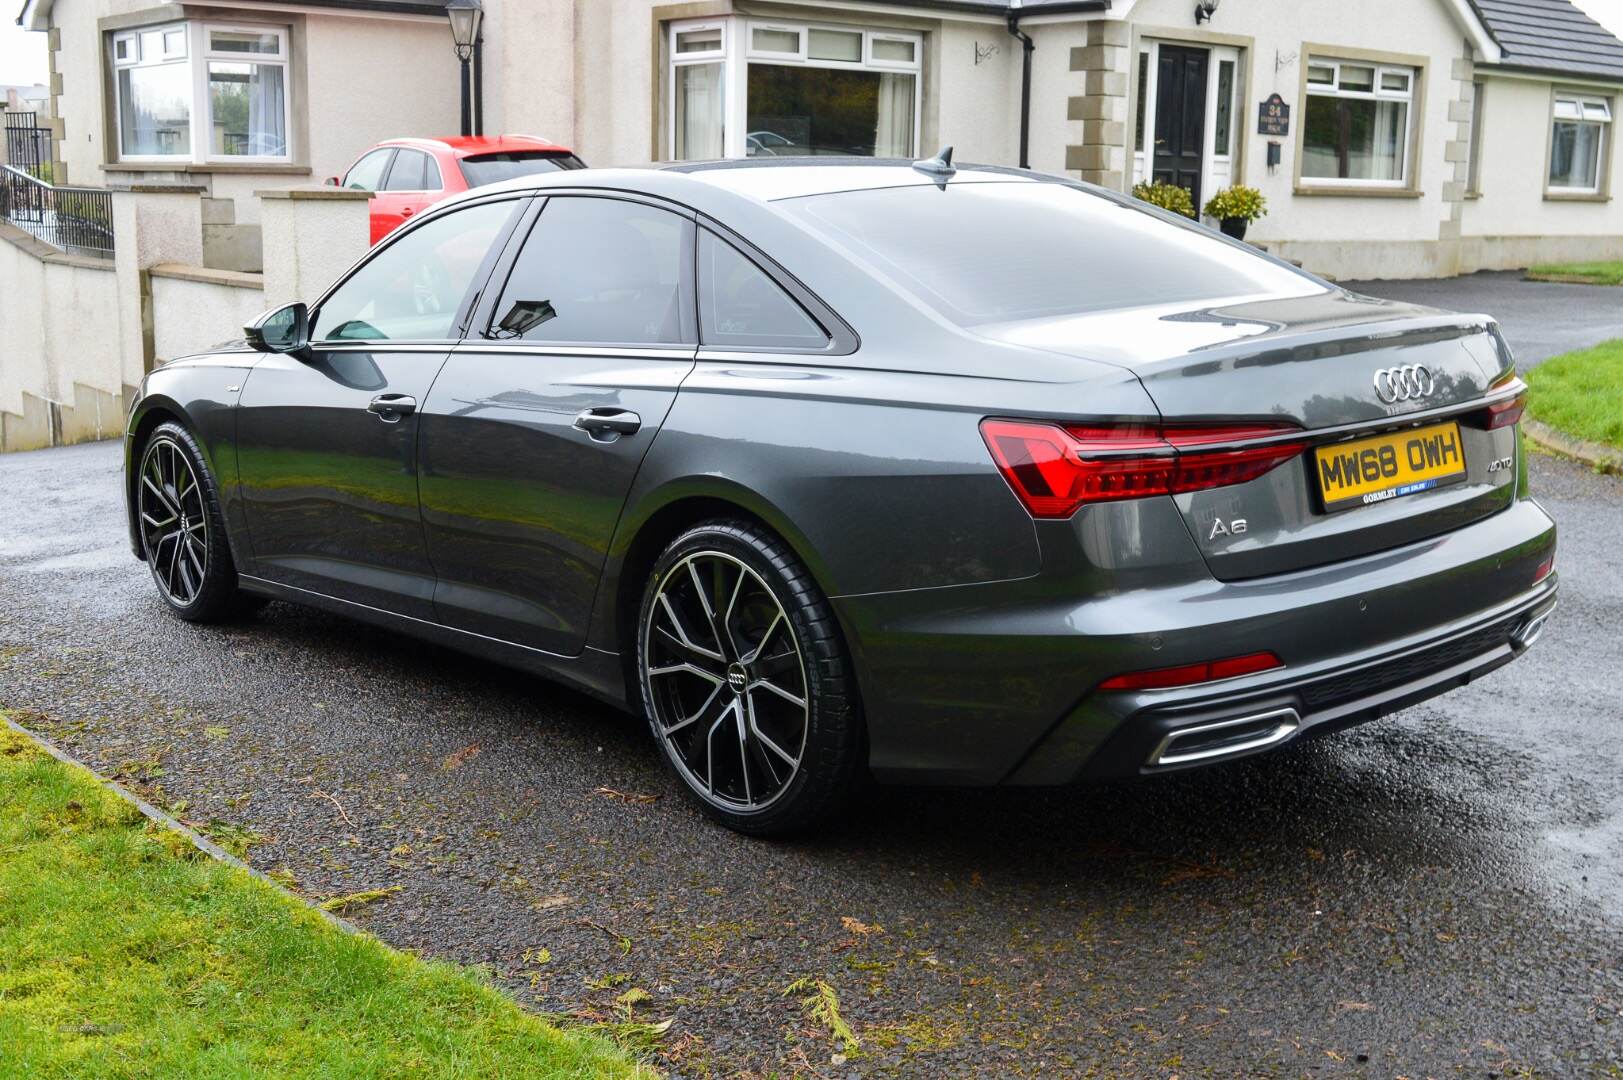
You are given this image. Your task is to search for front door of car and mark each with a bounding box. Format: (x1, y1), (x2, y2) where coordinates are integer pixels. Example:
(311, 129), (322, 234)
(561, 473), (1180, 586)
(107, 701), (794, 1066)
(372, 148), (445, 242)
(417, 194), (698, 656)
(235, 197), (525, 618)
(340, 147), (396, 245)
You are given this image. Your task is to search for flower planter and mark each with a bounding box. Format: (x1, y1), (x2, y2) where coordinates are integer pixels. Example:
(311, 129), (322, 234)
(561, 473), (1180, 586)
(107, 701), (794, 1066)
(1219, 217), (1248, 241)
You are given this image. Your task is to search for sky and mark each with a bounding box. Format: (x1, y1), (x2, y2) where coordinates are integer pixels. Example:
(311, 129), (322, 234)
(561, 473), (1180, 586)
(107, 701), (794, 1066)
(1, 0), (1623, 88)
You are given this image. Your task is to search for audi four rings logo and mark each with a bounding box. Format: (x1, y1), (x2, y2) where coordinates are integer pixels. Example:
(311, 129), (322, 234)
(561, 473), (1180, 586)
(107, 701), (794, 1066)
(1373, 364), (1437, 404)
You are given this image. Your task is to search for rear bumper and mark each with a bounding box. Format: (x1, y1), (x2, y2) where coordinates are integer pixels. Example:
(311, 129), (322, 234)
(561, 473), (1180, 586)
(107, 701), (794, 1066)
(833, 496), (1557, 786)
(1017, 580), (1556, 784)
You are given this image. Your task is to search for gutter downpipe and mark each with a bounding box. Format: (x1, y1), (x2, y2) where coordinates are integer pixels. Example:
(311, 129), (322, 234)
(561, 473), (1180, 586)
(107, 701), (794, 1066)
(1007, 11), (1034, 169)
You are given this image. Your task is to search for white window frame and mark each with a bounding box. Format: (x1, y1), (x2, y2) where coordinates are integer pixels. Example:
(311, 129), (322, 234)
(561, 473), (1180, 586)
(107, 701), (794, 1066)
(1548, 92), (1611, 194)
(111, 22), (192, 162)
(199, 23), (292, 163)
(1301, 56), (1418, 188)
(667, 15), (923, 162)
(109, 19), (293, 165)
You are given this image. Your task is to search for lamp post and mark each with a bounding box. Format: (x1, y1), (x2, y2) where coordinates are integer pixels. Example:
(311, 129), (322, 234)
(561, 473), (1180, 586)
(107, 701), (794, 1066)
(446, 0), (483, 137)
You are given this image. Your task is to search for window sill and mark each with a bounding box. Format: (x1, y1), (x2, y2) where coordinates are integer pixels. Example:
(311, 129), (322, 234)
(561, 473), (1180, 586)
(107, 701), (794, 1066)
(103, 162), (312, 175)
(1543, 191), (1609, 203)
(1293, 184), (1423, 198)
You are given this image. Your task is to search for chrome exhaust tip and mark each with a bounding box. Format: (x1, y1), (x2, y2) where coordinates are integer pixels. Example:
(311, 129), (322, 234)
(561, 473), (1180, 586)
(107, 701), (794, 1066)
(1147, 707), (1301, 769)
(1512, 602), (1556, 650)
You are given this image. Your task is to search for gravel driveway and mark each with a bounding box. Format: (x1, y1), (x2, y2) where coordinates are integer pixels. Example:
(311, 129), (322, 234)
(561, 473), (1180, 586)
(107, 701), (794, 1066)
(2, 435), (1620, 1077)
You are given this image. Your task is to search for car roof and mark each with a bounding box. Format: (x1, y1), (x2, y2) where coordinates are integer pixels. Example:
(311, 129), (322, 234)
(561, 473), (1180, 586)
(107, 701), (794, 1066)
(662, 158), (1047, 201)
(379, 134), (574, 157)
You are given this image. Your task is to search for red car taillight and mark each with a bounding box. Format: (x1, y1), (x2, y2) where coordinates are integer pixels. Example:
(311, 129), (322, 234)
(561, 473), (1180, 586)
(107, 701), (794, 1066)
(1477, 375), (1528, 430)
(1098, 651), (1284, 691)
(979, 419), (1307, 519)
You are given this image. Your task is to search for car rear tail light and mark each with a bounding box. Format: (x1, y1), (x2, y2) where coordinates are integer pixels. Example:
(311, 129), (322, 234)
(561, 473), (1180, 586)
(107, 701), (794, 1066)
(979, 419), (1307, 519)
(1533, 553), (1554, 584)
(1475, 375), (1528, 430)
(1098, 651), (1284, 692)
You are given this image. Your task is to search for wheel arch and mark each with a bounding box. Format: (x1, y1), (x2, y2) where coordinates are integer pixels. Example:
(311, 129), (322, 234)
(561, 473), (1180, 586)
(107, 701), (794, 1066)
(596, 480), (845, 705)
(124, 395), (192, 561)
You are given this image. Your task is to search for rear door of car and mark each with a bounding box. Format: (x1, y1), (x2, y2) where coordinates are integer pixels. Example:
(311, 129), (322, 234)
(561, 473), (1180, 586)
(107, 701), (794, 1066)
(372, 149), (444, 242)
(416, 193), (698, 656)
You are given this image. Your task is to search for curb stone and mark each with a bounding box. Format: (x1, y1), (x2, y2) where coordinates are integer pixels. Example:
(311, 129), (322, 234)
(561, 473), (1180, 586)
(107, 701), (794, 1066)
(1524, 419), (1623, 475)
(1, 713), (362, 935)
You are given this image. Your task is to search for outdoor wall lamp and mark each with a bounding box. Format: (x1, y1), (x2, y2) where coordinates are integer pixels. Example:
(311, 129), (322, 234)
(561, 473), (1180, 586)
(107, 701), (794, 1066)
(445, 0), (484, 136)
(1195, 0), (1220, 24)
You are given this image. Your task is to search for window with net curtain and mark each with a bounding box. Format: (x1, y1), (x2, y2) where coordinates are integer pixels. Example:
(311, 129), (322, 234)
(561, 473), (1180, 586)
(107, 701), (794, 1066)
(1549, 95), (1611, 191)
(206, 30), (287, 158)
(671, 20), (918, 161)
(1302, 60), (1414, 183)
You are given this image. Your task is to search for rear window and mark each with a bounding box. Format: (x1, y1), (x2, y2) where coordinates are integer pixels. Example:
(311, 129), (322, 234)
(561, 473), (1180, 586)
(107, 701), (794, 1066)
(780, 181), (1319, 326)
(458, 151), (587, 188)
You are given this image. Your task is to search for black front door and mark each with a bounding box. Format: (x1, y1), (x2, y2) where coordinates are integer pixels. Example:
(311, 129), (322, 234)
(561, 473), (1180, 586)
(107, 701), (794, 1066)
(1153, 45), (1210, 211)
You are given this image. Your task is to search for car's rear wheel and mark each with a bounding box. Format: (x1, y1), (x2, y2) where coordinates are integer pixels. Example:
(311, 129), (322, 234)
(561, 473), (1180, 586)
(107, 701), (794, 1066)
(636, 521), (862, 835)
(136, 422), (256, 622)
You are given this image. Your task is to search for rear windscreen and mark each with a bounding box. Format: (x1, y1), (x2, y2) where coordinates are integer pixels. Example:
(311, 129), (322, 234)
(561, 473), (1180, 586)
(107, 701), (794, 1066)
(780, 180), (1320, 326)
(458, 152), (587, 188)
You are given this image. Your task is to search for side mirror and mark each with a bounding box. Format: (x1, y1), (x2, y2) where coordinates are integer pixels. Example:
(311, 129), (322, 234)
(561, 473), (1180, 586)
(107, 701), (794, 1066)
(324, 175), (341, 187)
(245, 302), (311, 358)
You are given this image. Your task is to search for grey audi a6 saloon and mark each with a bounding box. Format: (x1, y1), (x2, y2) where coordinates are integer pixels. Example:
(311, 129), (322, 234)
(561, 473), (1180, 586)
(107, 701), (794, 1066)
(124, 157), (1557, 834)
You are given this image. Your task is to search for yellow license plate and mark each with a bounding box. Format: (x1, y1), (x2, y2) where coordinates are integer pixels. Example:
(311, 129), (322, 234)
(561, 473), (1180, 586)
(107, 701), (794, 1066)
(1314, 421), (1468, 512)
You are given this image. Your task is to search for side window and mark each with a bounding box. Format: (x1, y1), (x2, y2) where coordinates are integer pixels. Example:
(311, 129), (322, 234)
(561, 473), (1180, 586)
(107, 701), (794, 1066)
(313, 199), (517, 342)
(698, 230), (829, 349)
(344, 148), (393, 191)
(383, 149), (436, 192)
(488, 197), (691, 345)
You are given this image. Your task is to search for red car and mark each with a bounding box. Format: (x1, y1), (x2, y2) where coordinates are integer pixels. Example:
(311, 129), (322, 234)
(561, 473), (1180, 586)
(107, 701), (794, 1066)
(329, 135), (586, 244)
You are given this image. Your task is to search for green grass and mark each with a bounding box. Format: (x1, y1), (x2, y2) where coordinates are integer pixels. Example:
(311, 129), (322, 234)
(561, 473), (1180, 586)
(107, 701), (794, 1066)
(1527, 260), (1623, 285)
(0, 725), (646, 1080)
(1525, 339), (1623, 449)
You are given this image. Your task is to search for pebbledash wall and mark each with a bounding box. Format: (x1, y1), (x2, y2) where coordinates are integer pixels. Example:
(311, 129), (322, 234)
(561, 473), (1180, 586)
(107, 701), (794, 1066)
(483, 0), (1623, 280)
(0, 185), (368, 452)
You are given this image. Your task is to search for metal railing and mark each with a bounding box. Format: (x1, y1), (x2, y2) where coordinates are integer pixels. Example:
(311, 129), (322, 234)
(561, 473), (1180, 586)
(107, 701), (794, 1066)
(0, 165), (114, 259)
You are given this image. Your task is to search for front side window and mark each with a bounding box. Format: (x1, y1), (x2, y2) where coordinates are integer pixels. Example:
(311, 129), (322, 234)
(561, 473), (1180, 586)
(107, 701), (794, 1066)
(1549, 94), (1611, 192)
(112, 21), (292, 162)
(314, 199), (516, 343)
(113, 24), (191, 158)
(668, 17), (922, 161)
(489, 197), (691, 345)
(1302, 57), (1417, 185)
(344, 148), (394, 191)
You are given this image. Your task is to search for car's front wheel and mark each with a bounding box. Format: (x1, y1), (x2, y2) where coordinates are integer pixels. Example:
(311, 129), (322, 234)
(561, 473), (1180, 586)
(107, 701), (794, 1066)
(135, 421), (257, 622)
(635, 521), (863, 835)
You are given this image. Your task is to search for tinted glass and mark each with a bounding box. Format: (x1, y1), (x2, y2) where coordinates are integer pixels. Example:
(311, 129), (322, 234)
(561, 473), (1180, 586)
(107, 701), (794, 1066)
(383, 149), (439, 191)
(314, 200), (516, 342)
(489, 197), (689, 345)
(699, 231), (827, 349)
(784, 181), (1318, 326)
(344, 148), (393, 191)
(458, 152), (587, 188)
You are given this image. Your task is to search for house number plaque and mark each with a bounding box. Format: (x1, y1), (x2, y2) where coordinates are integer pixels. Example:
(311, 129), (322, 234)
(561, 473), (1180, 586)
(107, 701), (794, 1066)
(1258, 93), (1290, 136)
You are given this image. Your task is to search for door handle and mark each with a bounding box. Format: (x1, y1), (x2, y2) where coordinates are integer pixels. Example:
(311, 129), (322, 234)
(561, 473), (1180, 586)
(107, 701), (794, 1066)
(573, 408), (642, 439)
(368, 393), (417, 422)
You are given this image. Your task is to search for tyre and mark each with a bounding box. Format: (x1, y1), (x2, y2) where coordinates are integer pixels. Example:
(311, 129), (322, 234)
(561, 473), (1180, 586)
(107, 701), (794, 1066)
(134, 422), (256, 622)
(635, 520), (863, 835)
